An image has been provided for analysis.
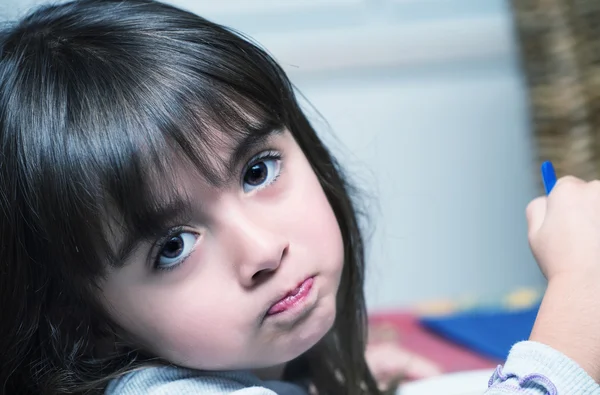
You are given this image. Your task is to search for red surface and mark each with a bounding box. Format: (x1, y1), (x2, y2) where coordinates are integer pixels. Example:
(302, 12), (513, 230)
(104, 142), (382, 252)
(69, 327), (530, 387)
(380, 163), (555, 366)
(369, 312), (500, 373)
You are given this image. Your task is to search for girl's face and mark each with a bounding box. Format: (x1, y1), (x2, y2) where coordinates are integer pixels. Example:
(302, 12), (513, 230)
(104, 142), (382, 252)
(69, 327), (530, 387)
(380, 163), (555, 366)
(100, 129), (344, 371)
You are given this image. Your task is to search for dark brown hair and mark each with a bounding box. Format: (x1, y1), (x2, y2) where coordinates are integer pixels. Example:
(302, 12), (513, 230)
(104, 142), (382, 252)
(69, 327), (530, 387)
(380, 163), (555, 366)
(0, 1), (382, 394)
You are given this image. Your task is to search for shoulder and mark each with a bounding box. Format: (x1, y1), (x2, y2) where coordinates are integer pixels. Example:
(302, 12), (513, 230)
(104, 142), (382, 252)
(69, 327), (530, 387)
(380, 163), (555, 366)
(104, 365), (308, 395)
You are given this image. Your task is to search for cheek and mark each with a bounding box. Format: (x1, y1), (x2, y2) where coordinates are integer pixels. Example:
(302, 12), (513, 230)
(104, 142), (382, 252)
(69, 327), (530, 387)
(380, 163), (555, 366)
(290, 169), (345, 273)
(144, 308), (249, 368)
(102, 271), (253, 368)
(307, 196), (343, 260)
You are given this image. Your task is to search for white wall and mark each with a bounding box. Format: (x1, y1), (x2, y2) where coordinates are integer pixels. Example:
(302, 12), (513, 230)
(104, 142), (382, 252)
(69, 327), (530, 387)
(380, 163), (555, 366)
(2, 0), (545, 309)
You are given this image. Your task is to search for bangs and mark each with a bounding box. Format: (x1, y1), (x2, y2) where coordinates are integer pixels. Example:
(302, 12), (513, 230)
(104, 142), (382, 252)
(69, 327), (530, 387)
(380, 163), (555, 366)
(2, 2), (294, 277)
(94, 72), (283, 268)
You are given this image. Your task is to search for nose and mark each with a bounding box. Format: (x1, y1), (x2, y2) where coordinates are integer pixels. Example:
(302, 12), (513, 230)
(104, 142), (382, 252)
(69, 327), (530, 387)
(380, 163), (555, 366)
(223, 207), (289, 287)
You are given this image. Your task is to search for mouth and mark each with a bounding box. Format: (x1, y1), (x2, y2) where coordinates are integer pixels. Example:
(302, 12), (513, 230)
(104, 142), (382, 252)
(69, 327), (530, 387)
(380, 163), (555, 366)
(267, 276), (315, 316)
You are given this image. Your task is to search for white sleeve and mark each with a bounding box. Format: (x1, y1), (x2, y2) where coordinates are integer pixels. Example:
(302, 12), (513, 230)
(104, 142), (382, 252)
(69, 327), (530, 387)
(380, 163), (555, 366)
(484, 341), (600, 394)
(105, 367), (306, 395)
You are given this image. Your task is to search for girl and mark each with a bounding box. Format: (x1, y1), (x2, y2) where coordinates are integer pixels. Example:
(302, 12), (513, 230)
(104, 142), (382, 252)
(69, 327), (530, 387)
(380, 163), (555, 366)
(0, 1), (598, 394)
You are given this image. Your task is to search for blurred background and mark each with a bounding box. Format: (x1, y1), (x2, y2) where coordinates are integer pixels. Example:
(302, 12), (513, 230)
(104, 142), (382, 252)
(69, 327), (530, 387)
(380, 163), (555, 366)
(1, 0), (545, 311)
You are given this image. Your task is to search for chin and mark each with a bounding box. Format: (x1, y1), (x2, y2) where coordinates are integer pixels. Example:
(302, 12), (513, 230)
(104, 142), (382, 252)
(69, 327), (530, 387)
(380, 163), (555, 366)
(278, 295), (337, 364)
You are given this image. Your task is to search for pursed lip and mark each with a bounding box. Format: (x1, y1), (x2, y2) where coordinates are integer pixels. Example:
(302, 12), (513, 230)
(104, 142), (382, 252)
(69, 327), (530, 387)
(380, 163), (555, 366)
(263, 275), (315, 319)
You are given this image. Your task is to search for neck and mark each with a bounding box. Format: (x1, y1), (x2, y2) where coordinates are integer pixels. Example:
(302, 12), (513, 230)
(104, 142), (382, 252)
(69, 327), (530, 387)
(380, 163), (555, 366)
(251, 363), (286, 381)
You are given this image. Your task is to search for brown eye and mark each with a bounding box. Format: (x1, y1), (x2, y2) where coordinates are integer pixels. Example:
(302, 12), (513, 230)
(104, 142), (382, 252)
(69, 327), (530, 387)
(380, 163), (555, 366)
(155, 232), (198, 271)
(244, 162), (268, 186)
(242, 155), (281, 193)
(162, 236), (184, 258)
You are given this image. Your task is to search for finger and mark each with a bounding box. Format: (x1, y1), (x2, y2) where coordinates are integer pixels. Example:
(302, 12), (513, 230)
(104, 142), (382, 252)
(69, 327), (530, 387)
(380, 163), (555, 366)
(403, 357), (442, 381)
(554, 175), (585, 188)
(526, 196), (547, 237)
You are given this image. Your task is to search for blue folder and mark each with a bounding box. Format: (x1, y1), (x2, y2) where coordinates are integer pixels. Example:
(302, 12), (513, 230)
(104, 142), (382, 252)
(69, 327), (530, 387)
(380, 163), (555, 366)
(419, 304), (540, 360)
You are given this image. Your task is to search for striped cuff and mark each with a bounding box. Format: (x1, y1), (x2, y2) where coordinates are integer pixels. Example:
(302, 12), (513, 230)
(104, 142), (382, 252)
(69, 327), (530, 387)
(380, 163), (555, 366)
(487, 341), (600, 395)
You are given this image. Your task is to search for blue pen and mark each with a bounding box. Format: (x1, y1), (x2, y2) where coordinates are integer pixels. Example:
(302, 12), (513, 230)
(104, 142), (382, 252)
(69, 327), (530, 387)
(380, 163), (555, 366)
(541, 161), (557, 194)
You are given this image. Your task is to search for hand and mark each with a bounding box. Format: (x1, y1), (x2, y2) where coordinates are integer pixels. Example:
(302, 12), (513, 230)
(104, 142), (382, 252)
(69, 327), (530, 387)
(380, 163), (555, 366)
(365, 342), (442, 391)
(526, 176), (600, 380)
(527, 176), (600, 281)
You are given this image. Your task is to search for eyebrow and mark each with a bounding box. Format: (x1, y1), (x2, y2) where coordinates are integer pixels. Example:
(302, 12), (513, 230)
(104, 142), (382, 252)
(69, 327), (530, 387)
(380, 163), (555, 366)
(226, 124), (284, 178)
(112, 124), (284, 268)
(113, 198), (193, 266)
